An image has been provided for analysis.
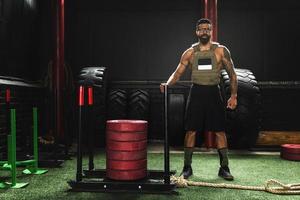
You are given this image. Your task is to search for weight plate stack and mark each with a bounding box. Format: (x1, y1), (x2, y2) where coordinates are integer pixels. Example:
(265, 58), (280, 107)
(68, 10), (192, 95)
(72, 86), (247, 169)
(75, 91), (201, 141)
(281, 144), (300, 161)
(106, 120), (148, 181)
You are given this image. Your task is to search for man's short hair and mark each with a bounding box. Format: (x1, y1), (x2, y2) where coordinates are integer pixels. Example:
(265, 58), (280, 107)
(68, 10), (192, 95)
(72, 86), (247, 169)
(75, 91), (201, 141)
(196, 18), (212, 27)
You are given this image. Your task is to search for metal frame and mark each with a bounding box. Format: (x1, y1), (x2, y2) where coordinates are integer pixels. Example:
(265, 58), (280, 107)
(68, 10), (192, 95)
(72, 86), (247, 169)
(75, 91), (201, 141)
(68, 84), (177, 194)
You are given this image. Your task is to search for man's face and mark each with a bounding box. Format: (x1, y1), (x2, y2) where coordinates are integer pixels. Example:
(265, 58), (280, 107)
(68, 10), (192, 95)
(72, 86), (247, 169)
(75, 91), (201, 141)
(196, 23), (212, 44)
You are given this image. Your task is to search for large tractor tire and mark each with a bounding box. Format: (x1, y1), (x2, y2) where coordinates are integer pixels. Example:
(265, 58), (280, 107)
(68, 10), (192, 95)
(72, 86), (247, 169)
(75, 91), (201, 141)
(168, 93), (185, 146)
(107, 89), (127, 120)
(128, 89), (150, 121)
(79, 67), (108, 105)
(220, 68), (261, 149)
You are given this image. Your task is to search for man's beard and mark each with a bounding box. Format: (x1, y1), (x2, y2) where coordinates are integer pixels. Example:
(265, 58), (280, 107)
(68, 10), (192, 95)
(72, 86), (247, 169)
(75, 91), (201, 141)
(199, 34), (210, 44)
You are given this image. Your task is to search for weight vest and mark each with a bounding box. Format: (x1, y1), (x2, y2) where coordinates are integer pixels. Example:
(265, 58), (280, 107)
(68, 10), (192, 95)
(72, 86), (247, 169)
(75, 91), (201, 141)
(191, 42), (221, 85)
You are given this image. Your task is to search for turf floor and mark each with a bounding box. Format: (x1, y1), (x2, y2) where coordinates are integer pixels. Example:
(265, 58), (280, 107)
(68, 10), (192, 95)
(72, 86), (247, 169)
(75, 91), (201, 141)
(1, 152), (300, 200)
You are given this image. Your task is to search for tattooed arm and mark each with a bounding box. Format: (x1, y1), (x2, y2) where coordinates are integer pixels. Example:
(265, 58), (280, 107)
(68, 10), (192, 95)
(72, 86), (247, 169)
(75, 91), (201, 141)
(222, 46), (238, 109)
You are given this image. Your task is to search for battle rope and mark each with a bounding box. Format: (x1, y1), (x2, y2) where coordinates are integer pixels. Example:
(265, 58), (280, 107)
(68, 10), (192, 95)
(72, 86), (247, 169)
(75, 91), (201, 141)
(171, 176), (300, 195)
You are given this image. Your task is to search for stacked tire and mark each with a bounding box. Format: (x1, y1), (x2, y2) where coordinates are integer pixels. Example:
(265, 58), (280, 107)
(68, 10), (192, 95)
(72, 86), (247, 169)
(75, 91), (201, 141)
(128, 90), (150, 121)
(107, 89), (150, 121)
(168, 93), (185, 146)
(107, 89), (127, 120)
(220, 68), (261, 149)
(78, 67), (108, 147)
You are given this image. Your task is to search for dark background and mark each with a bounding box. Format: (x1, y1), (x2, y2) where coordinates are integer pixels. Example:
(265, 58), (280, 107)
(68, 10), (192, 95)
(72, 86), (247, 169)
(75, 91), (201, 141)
(0, 0), (300, 142)
(0, 0), (39, 79)
(1, 0), (300, 81)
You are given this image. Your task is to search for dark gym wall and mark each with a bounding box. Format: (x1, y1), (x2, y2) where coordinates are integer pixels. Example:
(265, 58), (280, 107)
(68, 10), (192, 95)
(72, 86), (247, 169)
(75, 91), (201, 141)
(218, 0), (300, 81)
(66, 0), (300, 82)
(37, 0), (53, 80)
(1, 0), (300, 82)
(0, 0), (40, 80)
(65, 0), (201, 81)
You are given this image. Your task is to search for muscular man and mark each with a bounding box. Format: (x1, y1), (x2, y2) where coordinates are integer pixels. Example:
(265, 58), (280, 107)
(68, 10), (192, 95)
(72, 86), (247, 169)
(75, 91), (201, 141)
(160, 18), (237, 180)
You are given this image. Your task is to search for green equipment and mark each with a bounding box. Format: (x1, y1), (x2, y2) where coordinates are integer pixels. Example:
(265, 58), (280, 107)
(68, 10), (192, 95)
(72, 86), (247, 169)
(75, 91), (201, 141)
(0, 108), (48, 189)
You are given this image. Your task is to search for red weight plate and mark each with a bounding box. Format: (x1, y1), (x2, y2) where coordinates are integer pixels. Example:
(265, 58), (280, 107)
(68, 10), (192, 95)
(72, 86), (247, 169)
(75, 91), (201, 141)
(281, 144), (300, 154)
(106, 140), (147, 151)
(107, 130), (147, 142)
(106, 120), (148, 132)
(107, 159), (147, 170)
(106, 169), (147, 181)
(106, 149), (147, 161)
(280, 152), (300, 161)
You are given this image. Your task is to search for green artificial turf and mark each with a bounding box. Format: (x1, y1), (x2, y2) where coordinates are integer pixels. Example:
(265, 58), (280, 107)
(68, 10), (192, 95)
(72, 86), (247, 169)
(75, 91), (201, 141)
(0, 152), (300, 200)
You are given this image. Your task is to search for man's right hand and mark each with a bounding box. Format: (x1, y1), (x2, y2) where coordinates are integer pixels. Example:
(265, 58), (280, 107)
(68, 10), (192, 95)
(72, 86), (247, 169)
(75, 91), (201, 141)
(160, 83), (168, 93)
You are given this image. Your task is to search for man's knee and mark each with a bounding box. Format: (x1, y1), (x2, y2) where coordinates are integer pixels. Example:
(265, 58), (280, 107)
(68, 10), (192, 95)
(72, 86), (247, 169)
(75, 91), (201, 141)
(184, 131), (196, 147)
(215, 131), (226, 137)
(215, 131), (228, 149)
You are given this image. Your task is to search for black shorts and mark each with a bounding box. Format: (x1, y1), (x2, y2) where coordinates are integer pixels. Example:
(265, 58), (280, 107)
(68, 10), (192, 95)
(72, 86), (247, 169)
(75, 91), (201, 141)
(185, 84), (225, 132)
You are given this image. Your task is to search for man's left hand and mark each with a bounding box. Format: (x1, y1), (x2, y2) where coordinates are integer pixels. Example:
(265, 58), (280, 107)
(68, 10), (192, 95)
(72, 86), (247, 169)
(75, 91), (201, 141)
(227, 96), (237, 110)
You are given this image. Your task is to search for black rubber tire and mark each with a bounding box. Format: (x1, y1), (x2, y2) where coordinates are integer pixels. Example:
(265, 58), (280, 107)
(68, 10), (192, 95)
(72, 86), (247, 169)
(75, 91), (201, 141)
(79, 67), (106, 87)
(168, 93), (185, 146)
(78, 67), (108, 108)
(220, 68), (261, 149)
(128, 90), (150, 120)
(107, 89), (127, 120)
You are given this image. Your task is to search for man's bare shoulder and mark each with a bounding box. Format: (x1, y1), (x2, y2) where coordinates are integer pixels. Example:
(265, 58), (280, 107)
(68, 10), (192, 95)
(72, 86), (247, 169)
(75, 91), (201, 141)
(182, 47), (194, 58)
(216, 44), (230, 54)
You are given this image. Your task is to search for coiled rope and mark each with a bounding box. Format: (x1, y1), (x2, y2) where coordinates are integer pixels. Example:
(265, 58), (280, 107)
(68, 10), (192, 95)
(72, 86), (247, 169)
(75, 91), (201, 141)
(171, 176), (300, 195)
